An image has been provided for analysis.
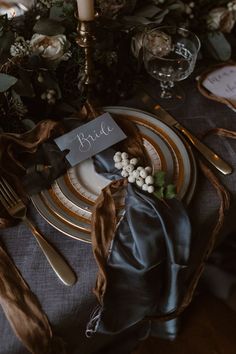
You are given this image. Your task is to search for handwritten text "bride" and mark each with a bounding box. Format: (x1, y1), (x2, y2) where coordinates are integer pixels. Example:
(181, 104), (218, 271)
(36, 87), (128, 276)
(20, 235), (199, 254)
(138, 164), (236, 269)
(75, 121), (114, 152)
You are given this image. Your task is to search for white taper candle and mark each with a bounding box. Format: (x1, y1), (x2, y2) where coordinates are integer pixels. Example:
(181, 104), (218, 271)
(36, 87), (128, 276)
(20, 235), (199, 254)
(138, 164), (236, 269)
(77, 0), (95, 21)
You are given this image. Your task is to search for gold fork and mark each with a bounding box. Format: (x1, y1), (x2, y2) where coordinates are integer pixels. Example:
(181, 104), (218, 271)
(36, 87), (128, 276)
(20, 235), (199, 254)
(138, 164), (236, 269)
(0, 176), (76, 286)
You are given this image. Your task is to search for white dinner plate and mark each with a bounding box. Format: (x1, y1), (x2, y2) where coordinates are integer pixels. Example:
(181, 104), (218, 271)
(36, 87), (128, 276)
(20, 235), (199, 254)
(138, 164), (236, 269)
(31, 106), (197, 242)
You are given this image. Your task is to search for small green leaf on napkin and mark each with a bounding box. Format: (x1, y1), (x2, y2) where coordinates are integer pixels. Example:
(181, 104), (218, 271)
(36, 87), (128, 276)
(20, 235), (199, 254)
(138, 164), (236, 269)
(154, 170), (165, 187)
(165, 184), (176, 199)
(153, 171), (176, 200)
(0, 73), (18, 92)
(154, 186), (164, 200)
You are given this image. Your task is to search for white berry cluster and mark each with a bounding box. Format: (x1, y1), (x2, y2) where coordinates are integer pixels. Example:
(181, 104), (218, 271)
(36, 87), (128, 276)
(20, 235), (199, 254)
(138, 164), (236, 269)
(41, 89), (57, 104)
(113, 152), (155, 194)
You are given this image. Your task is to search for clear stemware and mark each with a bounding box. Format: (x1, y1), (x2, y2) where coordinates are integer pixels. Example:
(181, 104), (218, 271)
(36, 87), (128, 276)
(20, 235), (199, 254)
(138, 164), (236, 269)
(143, 26), (201, 101)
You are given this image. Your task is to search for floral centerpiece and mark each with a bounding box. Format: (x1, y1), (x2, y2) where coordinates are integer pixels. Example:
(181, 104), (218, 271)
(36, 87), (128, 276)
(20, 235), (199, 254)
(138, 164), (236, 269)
(0, 0), (236, 132)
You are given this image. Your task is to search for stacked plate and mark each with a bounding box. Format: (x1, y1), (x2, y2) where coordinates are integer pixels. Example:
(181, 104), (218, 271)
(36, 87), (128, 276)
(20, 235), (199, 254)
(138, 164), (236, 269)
(31, 107), (197, 243)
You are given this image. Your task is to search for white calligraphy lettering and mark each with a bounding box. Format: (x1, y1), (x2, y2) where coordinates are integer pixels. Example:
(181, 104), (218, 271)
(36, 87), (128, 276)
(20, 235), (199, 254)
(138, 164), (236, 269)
(74, 121), (114, 153)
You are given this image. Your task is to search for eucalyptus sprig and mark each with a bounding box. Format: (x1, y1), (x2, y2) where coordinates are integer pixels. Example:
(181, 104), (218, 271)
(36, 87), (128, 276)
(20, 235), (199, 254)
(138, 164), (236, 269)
(153, 170), (176, 200)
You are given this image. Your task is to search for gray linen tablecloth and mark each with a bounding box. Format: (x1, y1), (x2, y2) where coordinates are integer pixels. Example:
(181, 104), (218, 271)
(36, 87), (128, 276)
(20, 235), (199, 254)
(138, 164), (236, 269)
(1, 75), (236, 354)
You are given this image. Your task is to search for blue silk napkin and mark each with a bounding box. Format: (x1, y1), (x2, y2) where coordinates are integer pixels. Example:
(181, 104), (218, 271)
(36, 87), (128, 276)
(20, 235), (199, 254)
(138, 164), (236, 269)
(86, 149), (192, 340)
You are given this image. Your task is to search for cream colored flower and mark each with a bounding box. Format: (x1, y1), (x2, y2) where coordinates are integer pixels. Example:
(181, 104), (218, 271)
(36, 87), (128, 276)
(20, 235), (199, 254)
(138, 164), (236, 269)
(144, 30), (172, 57)
(228, 1), (236, 13)
(207, 7), (236, 33)
(29, 34), (71, 62)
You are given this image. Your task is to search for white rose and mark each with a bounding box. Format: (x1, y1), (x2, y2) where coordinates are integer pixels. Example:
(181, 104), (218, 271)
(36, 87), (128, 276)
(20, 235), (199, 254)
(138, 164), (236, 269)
(30, 34), (71, 62)
(207, 7), (235, 33)
(228, 1), (236, 14)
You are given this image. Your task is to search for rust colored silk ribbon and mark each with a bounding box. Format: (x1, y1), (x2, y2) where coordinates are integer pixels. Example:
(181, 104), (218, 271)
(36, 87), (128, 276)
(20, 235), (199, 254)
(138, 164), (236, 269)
(0, 243), (67, 354)
(0, 108), (147, 353)
(91, 116), (150, 304)
(91, 179), (128, 303)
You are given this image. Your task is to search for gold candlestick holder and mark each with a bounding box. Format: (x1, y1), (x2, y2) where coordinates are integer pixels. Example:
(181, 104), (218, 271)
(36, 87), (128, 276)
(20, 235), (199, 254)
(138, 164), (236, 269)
(77, 20), (96, 93)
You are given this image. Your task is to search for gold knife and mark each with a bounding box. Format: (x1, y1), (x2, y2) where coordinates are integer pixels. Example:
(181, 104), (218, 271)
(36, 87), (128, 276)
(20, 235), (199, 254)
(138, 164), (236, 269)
(141, 94), (232, 175)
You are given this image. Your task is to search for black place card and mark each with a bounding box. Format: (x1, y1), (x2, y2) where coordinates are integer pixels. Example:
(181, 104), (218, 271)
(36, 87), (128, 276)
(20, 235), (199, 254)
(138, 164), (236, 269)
(54, 113), (127, 166)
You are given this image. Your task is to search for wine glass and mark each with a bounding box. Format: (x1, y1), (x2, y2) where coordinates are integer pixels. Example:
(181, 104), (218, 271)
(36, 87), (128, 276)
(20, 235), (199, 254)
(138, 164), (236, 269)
(143, 26), (201, 102)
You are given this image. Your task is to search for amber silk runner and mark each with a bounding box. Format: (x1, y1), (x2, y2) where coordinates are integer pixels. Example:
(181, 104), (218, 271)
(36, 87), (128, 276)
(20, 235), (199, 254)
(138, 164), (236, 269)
(0, 106), (234, 352)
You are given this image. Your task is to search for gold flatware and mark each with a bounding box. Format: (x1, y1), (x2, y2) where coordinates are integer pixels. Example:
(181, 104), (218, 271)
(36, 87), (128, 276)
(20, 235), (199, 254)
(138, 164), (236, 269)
(141, 93), (233, 176)
(0, 176), (77, 286)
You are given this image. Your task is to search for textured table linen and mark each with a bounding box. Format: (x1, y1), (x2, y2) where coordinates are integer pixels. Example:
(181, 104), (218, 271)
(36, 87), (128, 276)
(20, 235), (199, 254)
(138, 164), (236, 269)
(1, 75), (236, 354)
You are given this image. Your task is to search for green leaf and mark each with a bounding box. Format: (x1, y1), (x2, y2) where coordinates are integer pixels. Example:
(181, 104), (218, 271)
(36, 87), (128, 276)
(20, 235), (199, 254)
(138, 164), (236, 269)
(154, 170), (166, 187)
(154, 186), (164, 200)
(133, 5), (161, 18)
(14, 79), (35, 97)
(0, 31), (14, 56)
(204, 32), (231, 61)
(0, 73), (18, 92)
(124, 8), (168, 25)
(13, 69), (35, 97)
(152, 9), (169, 23)
(167, 2), (186, 11)
(50, 3), (74, 20)
(49, 6), (64, 21)
(22, 119), (36, 131)
(165, 184), (176, 199)
(33, 19), (65, 36)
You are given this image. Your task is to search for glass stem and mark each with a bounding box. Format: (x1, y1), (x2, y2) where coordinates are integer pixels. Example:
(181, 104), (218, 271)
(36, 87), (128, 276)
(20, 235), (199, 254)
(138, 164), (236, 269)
(160, 81), (174, 99)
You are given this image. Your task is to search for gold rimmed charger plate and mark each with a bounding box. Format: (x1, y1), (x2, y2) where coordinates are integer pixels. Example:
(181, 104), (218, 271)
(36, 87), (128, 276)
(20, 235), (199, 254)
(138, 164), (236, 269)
(31, 107), (197, 243)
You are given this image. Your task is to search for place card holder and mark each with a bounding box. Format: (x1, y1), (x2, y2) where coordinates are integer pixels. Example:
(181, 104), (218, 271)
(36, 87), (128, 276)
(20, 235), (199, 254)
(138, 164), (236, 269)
(197, 61), (236, 112)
